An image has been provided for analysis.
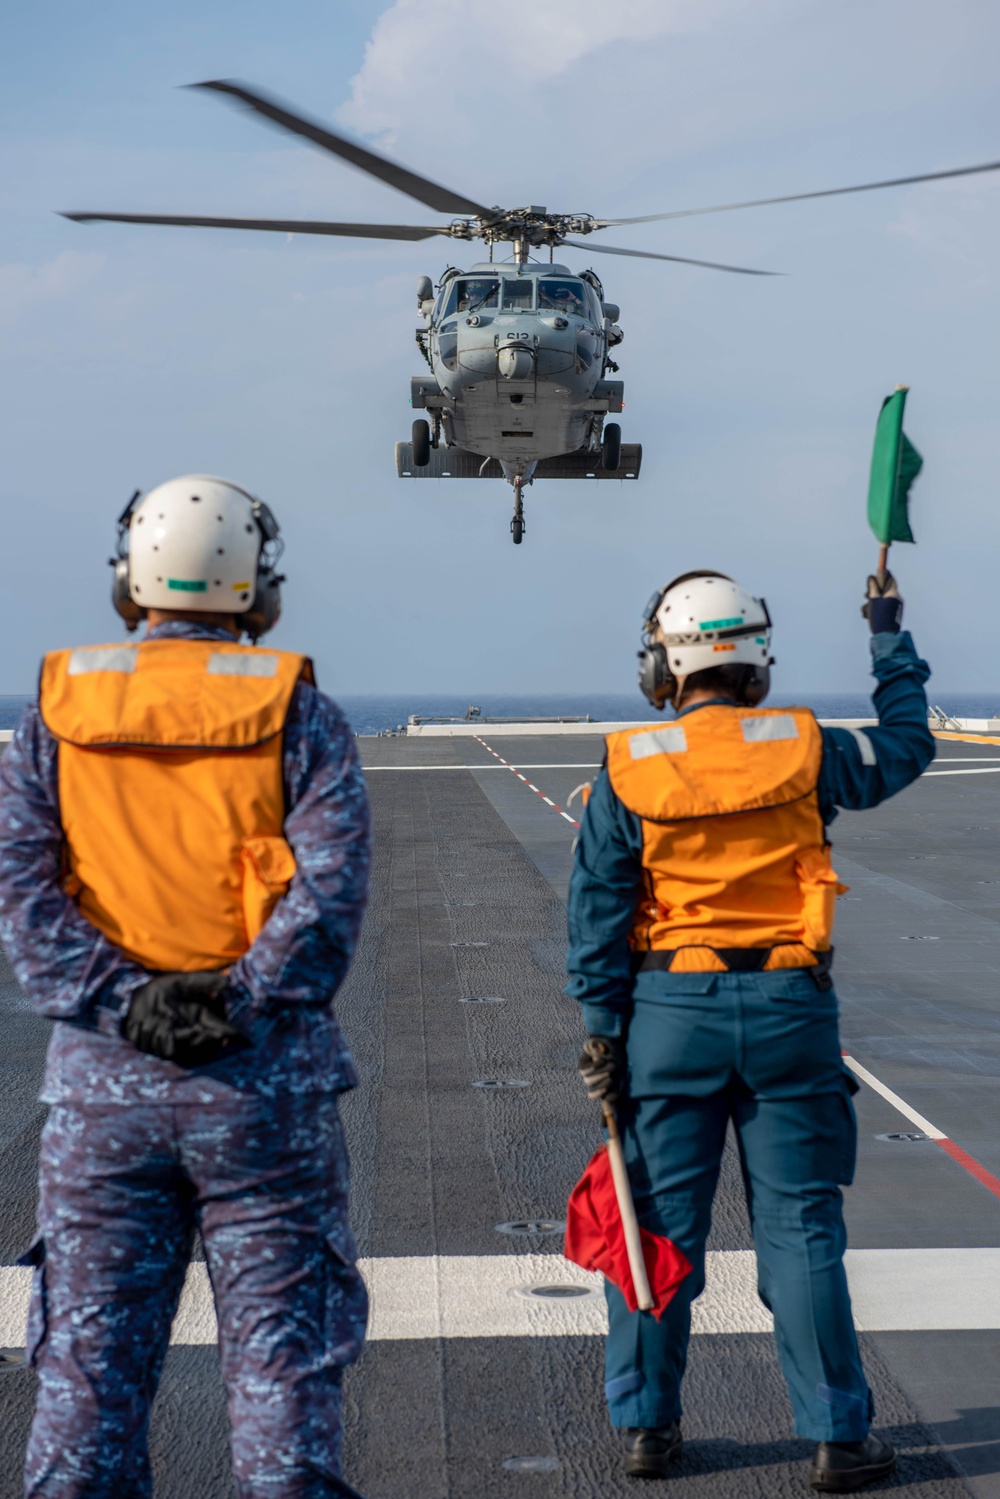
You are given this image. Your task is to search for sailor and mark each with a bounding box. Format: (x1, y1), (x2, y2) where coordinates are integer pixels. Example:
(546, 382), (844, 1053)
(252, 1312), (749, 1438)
(568, 569), (934, 1491)
(0, 476), (371, 1499)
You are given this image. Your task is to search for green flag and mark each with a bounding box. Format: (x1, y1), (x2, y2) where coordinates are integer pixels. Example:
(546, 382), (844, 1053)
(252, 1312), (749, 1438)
(867, 388), (923, 544)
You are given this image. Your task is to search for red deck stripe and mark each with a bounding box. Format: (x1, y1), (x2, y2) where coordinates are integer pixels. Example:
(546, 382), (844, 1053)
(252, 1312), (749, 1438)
(474, 736), (580, 828)
(937, 1138), (1000, 1202)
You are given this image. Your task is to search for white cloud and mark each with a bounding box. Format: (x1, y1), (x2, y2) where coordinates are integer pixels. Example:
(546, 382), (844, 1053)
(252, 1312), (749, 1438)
(0, 251), (104, 325)
(338, 0), (720, 137)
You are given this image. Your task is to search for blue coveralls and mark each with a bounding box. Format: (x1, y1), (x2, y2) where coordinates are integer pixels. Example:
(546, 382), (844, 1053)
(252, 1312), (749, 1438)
(0, 622), (372, 1499)
(566, 631), (935, 1441)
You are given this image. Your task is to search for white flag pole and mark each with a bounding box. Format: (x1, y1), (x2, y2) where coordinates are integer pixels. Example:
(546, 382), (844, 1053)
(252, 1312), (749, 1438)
(602, 1101), (654, 1312)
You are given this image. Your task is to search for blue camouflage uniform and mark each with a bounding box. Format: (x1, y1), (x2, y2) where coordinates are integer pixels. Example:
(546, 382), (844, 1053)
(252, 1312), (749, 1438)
(566, 631), (935, 1441)
(0, 622), (371, 1499)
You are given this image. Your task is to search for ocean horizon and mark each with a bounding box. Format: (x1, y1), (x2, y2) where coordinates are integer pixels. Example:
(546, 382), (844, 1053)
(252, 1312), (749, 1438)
(2, 690), (996, 737)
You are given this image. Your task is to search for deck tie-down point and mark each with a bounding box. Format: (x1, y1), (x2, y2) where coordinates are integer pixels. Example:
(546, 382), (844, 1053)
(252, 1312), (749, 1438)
(502, 1457), (560, 1474)
(876, 1131), (930, 1142)
(515, 1283), (596, 1300)
(460, 995), (507, 1004)
(495, 1219), (565, 1237)
(472, 1078), (531, 1089)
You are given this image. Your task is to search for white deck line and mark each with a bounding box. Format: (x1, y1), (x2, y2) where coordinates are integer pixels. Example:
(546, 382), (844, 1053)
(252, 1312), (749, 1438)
(923, 766), (1000, 777)
(842, 1055), (946, 1139)
(363, 765), (601, 772)
(363, 759), (1000, 775)
(6, 1249), (1000, 1346)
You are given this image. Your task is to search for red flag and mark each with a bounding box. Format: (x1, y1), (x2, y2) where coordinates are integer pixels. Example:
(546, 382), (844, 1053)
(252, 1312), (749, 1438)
(564, 1143), (692, 1320)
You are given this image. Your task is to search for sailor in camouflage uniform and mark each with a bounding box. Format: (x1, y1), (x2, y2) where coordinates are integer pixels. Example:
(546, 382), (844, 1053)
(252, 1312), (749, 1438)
(0, 476), (371, 1498)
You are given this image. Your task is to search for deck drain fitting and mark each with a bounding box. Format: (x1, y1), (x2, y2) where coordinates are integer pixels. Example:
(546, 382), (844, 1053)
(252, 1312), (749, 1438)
(876, 1131), (930, 1142)
(460, 995), (507, 1004)
(496, 1219), (566, 1237)
(472, 1078), (532, 1090)
(501, 1456), (560, 1474)
(515, 1283), (596, 1300)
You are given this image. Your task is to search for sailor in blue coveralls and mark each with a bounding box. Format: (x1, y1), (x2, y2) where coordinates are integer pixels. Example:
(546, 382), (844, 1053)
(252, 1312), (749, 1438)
(0, 476), (371, 1499)
(569, 569), (934, 1491)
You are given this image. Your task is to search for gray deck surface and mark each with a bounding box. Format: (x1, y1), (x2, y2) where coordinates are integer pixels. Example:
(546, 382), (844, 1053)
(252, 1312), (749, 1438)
(2, 728), (1000, 1495)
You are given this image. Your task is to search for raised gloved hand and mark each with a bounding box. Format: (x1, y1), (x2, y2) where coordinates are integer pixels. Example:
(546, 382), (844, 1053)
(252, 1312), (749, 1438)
(861, 570), (903, 634)
(578, 1034), (627, 1105)
(123, 971), (249, 1068)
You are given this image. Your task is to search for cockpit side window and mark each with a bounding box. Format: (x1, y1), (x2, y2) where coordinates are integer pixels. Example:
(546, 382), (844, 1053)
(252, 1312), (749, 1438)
(438, 278), (460, 320)
(501, 279), (534, 311)
(449, 278), (499, 315)
(538, 279), (588, 319)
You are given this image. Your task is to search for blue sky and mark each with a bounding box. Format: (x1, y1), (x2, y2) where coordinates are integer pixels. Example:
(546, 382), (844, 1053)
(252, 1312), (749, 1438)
(2, 0), (999, 696)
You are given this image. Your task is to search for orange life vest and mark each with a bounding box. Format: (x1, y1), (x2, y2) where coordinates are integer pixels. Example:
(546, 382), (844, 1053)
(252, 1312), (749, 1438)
(605, 705), (846, 974)
(40, 638), (313, 972)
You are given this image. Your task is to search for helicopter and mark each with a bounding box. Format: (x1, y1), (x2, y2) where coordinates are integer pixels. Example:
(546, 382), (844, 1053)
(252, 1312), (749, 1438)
(64, 80), (1000, 544)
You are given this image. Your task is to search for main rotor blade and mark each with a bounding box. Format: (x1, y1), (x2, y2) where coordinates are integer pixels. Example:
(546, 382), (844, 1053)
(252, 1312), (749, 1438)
(596, 158), (1000, 226)
(191, 80), (491, 218)
(562, 238), (777, 276)
(61, 211), (448, 241)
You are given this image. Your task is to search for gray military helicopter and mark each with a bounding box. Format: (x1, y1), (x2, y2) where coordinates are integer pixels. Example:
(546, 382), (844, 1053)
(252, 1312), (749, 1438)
(64, 81), (1000, 543)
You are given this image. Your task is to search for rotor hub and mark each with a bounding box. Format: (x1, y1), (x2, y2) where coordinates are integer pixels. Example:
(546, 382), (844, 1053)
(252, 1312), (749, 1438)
(444, 209), (599, 250)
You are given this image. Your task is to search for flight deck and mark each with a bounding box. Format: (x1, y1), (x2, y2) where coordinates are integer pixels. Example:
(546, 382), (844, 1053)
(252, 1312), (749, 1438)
(2, 726), (1000, 1496)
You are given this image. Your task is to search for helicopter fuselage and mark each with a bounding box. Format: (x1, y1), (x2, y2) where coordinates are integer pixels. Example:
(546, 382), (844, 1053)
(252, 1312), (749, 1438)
(410, 261), (624, 485)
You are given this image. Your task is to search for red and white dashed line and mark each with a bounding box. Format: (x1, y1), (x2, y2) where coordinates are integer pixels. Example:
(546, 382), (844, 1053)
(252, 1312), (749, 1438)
(474, 736), (580, 828)
(844, 1053), (1000, 1202)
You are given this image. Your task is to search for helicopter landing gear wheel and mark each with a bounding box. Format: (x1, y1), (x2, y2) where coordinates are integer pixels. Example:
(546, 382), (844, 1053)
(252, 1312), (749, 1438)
(412, 418), (431, 467)
(601, 421), (622, 472)
(511, 482), (525, 545)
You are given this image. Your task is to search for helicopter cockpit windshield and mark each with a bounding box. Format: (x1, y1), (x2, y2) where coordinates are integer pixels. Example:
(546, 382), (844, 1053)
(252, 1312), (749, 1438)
(442, 277), (500, 317)
(537, 279), (587, 318)
(501, 279), (534, 311)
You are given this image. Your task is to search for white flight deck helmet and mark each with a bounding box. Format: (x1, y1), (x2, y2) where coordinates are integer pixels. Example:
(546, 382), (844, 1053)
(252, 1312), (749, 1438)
(111, 475), (284, 641)
(637, 570), (773, 711)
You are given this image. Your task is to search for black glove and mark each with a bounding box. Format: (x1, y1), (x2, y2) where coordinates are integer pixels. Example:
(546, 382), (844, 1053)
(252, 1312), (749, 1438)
(861, 570), (903, 634)
(578, 1034), (627, 1104)
(123, 971), (249, 1068)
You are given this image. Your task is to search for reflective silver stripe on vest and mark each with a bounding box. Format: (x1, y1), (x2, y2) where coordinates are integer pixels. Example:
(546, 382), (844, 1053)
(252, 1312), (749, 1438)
(845, 726), (877, 766)
(206, 652), (280, 678)
(67, 647), (139, 676)
(629, 725), (688, 760)
(741, 713), (799, 744)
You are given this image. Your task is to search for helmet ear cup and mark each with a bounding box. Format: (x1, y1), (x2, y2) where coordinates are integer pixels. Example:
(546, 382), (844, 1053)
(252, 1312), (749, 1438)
(110, 491), (146, 631)
(111, 558), (146, 631)
(637, 642), (675, 710)
(741, 665), (771, 707)
(243, 568), (283, 643)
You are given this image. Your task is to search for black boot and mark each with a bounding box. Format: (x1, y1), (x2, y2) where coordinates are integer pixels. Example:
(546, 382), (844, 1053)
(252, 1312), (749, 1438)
(623, 1423), (683, 1479)
(810, 1434), (896, 1491)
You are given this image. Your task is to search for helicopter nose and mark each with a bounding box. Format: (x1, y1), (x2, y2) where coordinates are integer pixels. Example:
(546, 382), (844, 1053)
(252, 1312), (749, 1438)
(497, 344), (534, 381)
